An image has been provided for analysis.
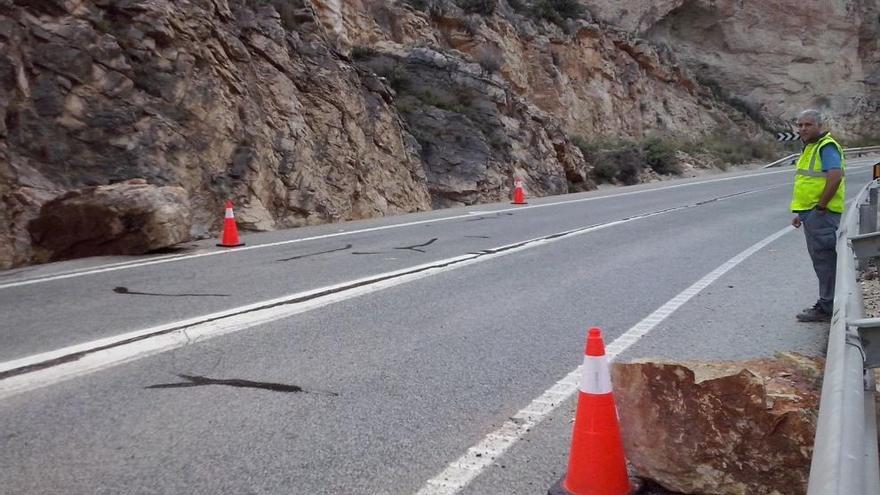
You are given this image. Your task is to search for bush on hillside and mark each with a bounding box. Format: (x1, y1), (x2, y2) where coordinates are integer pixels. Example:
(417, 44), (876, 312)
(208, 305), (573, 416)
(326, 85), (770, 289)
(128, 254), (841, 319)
(530, 0), (586, 25)
(402, 0), (431, 11)
(456, 0), (496, 15)
(643, 137), (681, 175)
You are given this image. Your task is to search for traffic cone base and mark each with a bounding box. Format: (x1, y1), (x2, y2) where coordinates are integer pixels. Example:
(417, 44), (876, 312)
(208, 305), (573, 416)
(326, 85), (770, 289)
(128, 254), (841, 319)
(217, 200), (245, 247)
(548, 476), (641, 495)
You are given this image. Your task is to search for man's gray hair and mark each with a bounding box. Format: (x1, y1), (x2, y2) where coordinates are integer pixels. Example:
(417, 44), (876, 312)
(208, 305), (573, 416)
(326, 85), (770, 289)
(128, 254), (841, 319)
(798, 109), (824, 125)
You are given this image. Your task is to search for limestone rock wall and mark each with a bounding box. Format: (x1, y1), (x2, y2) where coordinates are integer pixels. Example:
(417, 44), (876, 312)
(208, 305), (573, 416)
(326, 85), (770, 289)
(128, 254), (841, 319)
(0, 0), (432, 267)
(585, 0), (880, 138)
(3, 0), (857, 268)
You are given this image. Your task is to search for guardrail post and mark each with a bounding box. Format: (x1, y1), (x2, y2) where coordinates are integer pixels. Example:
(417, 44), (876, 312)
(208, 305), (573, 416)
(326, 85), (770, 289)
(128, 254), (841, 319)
(864, 371), (880, 493)
(871, 188), (880, 233)
(859, 204), (874, 271)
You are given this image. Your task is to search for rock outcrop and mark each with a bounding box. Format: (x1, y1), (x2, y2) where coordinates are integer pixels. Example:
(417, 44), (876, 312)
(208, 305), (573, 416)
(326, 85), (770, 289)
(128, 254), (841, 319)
(2, 0), (873, 267)
(354, 46), (592, 207)
(316, 0), (744, 140)
(0, 0), (434, 267)
(611, 353), (823, 495)
(585, 0), (880, 138)
(28, 179), (190, 262)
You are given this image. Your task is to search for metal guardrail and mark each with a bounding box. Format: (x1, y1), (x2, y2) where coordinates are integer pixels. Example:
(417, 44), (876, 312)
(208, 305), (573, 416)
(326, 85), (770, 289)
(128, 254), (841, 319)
(807, 180), (880, 494)
(763, 146), (880, 169)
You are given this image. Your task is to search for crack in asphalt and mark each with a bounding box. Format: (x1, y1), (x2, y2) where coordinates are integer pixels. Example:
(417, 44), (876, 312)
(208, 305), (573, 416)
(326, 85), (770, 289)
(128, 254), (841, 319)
(394, 238), (438, 253)
(465, 212), (514, 223)
(113, 287), (230, 297)
(276, 244), (353, 262)
(0, 187), (774, 382)
(145, 374), (338, 395)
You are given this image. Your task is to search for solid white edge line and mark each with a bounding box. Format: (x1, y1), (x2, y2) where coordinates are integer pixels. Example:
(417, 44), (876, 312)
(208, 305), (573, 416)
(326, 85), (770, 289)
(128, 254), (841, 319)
(414, 225), (794, 495)
(0, 253), (478, 375)
(4, 163), (850, 291)
(0, 208), (680, 399)
(0, 183), (804, 398)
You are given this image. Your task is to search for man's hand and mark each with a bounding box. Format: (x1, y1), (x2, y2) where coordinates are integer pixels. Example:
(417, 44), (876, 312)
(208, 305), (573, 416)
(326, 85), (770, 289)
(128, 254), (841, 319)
(792, 215), (802, 228)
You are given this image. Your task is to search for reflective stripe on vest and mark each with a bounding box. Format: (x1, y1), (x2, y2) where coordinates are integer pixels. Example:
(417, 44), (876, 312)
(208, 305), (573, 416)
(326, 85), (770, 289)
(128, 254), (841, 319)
(795, 168), (846, 178)
(790, 133), (846, 213)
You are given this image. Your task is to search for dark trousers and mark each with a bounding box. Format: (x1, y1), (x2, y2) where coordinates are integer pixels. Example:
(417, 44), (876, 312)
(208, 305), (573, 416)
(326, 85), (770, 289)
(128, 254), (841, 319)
(799, 210), (841, 313)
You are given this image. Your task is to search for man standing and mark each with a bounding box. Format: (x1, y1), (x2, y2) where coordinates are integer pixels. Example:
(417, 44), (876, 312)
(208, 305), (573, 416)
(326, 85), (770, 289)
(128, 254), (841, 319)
(791, 109), (846, 322)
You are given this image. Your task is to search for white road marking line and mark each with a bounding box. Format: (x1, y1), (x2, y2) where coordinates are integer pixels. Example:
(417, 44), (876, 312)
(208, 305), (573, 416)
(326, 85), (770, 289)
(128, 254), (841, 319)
(0, 165), (825, 290)
(0, 204), (688, 398)
(414, 225), (795, 495)
(0, 186), (779, 399)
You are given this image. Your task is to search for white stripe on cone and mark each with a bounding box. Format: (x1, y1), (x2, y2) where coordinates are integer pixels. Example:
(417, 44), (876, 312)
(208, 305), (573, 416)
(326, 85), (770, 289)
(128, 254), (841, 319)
(225, 208), (234, 219)
(580, 354), (612, 394)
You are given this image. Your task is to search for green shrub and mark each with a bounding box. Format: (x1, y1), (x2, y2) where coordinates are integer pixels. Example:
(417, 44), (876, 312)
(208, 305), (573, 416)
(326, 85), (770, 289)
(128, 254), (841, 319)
(473, 46), (502, 73)
(643, 137), (681, 175)
(569, 135), (595, 157)
(576, 138), (646, 185)
(350, 45), (379, 61)
(388, 67), (412, 93)
(605, 145), (644, 185)
(576, 132), (790, 183)
(402, 0), (430, 11)
(545, 0), (585, 18)
(530, 0), (586, 25)
(574, 136), (685, 184)
(507, 0), (527, 11)
(681, 132), (780, 167)
(456, 0), (496, 15)
(416, 90), (469, 114)
(395, 95), (419, 114)
(591, 161), (618, 183)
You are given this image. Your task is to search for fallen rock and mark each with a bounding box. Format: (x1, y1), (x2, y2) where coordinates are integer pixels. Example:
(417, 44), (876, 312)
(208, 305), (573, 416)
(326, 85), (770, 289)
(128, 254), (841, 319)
(28, 180), (191, 261)
(611, 353), (823, 495)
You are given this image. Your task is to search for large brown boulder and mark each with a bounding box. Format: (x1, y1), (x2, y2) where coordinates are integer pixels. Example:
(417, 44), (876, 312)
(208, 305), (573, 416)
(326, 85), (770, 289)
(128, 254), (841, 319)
(611, 353), (823, 495)
(28, 180), (190, 262)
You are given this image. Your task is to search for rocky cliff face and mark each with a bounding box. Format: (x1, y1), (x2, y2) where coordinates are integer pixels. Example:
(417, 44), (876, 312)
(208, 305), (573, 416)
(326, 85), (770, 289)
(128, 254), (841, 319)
(0, 0), (837, 267)
(1, 0), (434, 266)
(585, 0), (880, 138)
(313, 0), (742, 139)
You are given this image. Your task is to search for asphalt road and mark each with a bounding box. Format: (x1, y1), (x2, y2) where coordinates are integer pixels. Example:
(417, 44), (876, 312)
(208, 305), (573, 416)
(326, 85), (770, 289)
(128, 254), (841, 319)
(1, 157), (877, 494)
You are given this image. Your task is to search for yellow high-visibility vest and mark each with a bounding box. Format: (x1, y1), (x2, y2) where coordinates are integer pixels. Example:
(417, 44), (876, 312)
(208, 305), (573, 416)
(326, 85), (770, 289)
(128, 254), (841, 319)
(790, 133), (846, 213)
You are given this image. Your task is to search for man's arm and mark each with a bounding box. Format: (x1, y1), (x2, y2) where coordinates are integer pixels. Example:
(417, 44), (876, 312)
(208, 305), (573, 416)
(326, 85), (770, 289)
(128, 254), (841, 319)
(817, 144), (842, 209)
(818, 169), (842, 208)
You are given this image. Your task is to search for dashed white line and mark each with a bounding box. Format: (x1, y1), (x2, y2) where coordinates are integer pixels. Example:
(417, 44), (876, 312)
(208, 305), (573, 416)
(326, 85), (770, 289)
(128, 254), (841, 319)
(0, 189), (785, 399)
(415, 225), (794, 495)
(0, 202), (695, 399)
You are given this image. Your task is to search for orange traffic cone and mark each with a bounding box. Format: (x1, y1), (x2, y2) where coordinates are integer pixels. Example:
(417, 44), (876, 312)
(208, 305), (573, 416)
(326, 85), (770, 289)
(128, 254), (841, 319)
(511, 176), (527, 205)
(549, 327), (633, 495)
(217, 200), (245, 247)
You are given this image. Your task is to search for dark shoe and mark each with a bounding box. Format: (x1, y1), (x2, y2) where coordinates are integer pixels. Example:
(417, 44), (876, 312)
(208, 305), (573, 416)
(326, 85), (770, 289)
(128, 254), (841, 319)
(797, 304), (831, 322)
